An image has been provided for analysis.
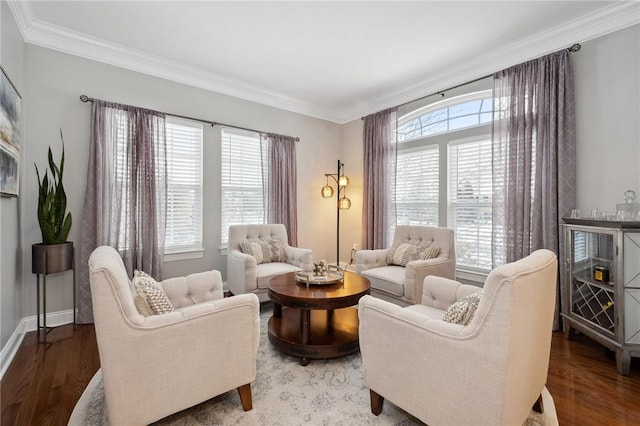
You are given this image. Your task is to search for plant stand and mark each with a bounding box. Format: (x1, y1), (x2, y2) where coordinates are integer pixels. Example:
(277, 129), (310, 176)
(32, 242), (76, 343)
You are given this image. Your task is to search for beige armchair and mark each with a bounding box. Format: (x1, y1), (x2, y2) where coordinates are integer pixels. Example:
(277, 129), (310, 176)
(355, 225), (455, 305)
(358, 249), (558, 426)
(227, 224), (313, 301)
(89, 246), (260, 426)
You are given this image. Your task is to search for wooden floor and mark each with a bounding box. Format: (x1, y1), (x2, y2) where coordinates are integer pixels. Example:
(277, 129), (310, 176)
(1, 324), (640, 425)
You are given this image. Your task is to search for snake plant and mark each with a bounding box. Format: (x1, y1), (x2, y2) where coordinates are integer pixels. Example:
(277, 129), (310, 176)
(35, 130), (72, 244)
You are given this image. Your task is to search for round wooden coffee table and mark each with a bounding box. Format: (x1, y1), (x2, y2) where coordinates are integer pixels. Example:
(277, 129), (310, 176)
(267, 271), (370, 366)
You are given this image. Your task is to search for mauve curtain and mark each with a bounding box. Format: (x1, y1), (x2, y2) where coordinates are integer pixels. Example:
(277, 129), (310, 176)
(262, 133), (298, 246)
(492, 49), (576, 330)
(362, 108), (397, 249)
(78, 100), (167, 324)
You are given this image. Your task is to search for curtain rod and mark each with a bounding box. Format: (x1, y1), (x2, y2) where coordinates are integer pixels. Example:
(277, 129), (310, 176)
(361, 43), (582, 120)
(79, 95), (300, 142)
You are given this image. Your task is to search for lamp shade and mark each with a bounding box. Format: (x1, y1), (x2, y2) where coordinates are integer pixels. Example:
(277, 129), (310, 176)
(338, 196), (351, 210)
(338, 175), (349, 187)
(321, 185), (334, 198)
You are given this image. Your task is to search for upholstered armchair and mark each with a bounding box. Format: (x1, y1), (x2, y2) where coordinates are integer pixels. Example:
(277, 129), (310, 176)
(355, 225), (456, 305)
(358, 249), (558, 426)
(227, 224), (313, 302)
(89, 246), (260, 426)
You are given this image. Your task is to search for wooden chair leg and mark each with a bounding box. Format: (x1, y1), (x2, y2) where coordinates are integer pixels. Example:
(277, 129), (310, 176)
(532, 393), (544, 414)
(238, 383), (253, 411)
(370, 389), (384, 416)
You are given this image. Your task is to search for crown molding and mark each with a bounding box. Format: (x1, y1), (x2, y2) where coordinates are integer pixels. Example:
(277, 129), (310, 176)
(8, 1), (640, 124)
(337, 1), (640, 123)
(7, 1), (337, 122)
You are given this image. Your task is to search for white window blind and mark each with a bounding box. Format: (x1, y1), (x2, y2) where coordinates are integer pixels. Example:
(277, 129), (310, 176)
(165, 117), (203, 253)
(221, 128), (265, 246)
(395, 145), (440, 230)
(448, 139), (493, 270)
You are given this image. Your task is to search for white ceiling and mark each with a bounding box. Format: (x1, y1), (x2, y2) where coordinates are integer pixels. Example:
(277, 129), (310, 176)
(9, 1), (640, 123)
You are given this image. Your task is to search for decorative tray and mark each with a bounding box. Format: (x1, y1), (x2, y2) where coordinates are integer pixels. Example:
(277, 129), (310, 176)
(295, 269), (344, 285)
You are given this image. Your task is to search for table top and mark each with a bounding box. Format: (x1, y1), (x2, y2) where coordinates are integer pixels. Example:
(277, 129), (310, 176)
(268, 271), (370, 309)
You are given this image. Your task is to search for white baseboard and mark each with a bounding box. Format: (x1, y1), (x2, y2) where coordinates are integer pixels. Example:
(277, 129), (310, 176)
(0, 309), (76, 382)
(0, 318), (26, 381)
(23, 309), (76, 332)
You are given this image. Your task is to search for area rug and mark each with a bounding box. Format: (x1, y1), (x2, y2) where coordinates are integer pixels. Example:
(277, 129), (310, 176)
(69, 307), (558, 425)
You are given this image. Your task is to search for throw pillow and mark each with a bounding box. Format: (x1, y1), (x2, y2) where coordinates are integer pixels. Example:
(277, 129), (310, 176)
(386, 242), (441, 266)
(442, 290), (482, 325)
(131, 270), (175, 316)
(239, 239), (265, 264)
(239, 238), (286, 264)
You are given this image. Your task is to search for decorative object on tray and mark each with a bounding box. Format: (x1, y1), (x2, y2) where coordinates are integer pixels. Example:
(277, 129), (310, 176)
(312, 260), (327, 276)
(296, 264), (344, 286)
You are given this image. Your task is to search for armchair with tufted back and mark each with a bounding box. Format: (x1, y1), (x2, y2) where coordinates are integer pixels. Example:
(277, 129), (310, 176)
(89, 245), (260, 425)
(355, 225), (456, 306)
(227, 224), (313, 302)
(358, 249), (558, 425)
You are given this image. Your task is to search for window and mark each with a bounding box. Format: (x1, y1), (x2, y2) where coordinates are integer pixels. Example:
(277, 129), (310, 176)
(394, 89), (497, 272)
(164, 117), (203, 253)
(448, 139), (493, 270)
(398, 91), (493, 142)
(220, 128), (266, 246)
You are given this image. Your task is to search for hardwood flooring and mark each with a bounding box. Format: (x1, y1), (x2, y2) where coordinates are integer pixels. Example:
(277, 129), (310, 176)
(1, 324), (639, 425)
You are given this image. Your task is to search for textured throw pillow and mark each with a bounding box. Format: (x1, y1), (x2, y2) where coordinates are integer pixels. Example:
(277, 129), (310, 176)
(386, 242), (441, 266)
(131, 270), (175, 316)
(239, 239), (265, 264)
(442, 290), (483, 325)
(239, 238), (286, 264)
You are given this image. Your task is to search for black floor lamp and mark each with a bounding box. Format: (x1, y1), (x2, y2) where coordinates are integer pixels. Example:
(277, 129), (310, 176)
(321, 160), (351, 266)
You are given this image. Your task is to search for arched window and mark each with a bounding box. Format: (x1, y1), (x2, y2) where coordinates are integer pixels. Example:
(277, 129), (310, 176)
(398, 90), (493, 142)
(393, 89), (497, 274)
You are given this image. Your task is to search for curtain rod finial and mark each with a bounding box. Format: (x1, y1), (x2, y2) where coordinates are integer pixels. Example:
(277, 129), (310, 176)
(79, 95), (90, 102)
(568, 43), (581, 53)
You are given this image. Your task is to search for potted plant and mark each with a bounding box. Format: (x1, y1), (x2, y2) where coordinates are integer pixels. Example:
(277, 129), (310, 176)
(32, 130), (73, 275)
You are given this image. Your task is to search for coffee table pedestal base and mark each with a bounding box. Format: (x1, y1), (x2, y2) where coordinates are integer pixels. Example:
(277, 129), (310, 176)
(268, 306), (359, 366)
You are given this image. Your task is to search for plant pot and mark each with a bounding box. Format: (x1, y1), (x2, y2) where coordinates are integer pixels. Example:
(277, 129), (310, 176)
(32, 242), (74, 274)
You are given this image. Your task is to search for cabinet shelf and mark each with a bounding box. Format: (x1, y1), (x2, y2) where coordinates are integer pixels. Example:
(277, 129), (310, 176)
(572, 274), (614, 290)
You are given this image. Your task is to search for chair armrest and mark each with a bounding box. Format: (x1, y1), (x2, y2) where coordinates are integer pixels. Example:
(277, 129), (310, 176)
(421, 275), (481, 310)
(227, 249), (258, 295)
(358, 294), (471, 340)
(285, 246), (313, 271)
(355, 249), (390, 273)
(404, 257), (456, 304)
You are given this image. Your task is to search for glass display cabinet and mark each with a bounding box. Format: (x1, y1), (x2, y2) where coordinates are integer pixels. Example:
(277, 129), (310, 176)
(562, 219), (640, 375)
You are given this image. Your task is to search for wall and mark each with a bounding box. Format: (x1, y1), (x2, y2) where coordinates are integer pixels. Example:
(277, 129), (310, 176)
(573, 24), (640, 212)
(22, 44), (341, 318)
(0, 0), (25, 354)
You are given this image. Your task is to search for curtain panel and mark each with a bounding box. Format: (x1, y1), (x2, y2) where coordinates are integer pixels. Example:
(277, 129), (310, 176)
(262, 133), (298, 246)
(492, 49), (576, 330)
(362, 108), (398, 250)
(78, 100), (167, 324)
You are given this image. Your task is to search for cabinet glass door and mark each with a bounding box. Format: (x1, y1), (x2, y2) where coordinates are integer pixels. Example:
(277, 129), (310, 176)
(569, 230), (615, 336)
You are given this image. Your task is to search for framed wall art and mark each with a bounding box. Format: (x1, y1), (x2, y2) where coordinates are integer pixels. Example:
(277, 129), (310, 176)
(0, 65), (22, 197)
